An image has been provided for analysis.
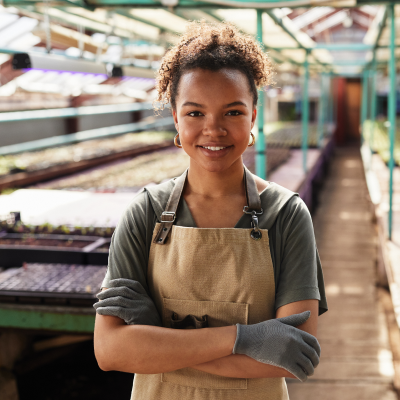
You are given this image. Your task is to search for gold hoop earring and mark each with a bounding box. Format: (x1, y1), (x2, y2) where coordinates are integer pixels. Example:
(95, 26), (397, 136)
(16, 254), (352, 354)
(248, 132), (255, 147)
(174, 133), (182, 148)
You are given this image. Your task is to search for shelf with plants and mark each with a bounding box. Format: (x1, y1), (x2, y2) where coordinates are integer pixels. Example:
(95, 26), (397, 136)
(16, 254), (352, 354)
(37, 142), (291, 192)
(363, 119), (400, 166)
(0, 131), (175, 192)
(265, 122), (321, 148)
(0, 217), (113, 268)
(0, 263), (107, 306)
(37, 148), (190, 191)
(0, 231), (110, 268)
(243, 145), (290, 175)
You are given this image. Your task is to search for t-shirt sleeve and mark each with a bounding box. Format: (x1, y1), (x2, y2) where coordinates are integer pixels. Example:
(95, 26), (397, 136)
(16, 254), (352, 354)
(273, 196), (328, 315)
(101, 191), (154, 293)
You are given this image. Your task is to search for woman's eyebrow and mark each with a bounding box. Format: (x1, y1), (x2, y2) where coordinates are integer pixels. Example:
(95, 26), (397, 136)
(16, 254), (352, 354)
(225, 101), (247, 108)
(182, 101), (204, 108)
(182, 101), (247, 108)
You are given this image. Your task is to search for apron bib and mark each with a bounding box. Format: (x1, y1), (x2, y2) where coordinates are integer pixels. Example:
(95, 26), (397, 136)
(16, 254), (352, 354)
(131, 167), (289, 400)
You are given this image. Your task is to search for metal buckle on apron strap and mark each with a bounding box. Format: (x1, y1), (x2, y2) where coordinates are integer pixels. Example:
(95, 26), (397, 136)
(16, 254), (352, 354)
(160, 211), (176, 223)
(243, 206), (263, 241)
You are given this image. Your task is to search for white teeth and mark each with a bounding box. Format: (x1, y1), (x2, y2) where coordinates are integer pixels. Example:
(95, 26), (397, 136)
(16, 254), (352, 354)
(203, 146), (226, 151)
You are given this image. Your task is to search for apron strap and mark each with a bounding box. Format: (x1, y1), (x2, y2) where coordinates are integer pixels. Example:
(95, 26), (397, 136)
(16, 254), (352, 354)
(243, 166), (262, 212)
(154, 166), (263, 245)
(153, 169), (188, 245)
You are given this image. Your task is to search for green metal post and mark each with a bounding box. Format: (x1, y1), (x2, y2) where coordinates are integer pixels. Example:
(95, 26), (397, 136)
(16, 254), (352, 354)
(369, 60), (378, 152)
(255, 9), (266, 179)
(388, 4), (396, 240)
(302, 50), (310, 172)
(317, 73), (327, 147)
(360, 69), (369, 145)
(326, 72), (333, 134)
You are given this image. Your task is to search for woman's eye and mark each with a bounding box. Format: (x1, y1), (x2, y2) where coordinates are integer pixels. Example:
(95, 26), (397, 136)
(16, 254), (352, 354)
(187, 111), (203, 117)
(226, 110), (242, 116)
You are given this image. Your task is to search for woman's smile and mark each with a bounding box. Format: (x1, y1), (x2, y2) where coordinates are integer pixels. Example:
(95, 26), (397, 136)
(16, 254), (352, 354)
(197, 143), (233, 158)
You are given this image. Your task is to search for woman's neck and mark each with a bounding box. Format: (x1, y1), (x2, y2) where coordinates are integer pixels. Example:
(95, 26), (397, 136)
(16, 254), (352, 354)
(186, 158), (245, 199)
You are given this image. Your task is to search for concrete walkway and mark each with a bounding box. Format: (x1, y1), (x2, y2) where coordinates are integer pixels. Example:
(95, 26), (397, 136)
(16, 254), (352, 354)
(287, 147), (398, 400)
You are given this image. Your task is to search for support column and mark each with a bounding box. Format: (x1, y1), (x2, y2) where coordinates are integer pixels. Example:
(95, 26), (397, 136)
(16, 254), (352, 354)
(302, 50), (310, 172)
(255, 9), (266, 179)
(317, 73), (327, 147)
(360, 69), (369, 145)
(369, 60), (378, 152)
(388, 4), (396, 240)
(328, 72), (334, 128)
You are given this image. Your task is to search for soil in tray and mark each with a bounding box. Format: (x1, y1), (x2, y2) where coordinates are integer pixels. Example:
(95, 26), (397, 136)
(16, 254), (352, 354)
(0, 131), (175, 177)
(0, 238), (91, 248)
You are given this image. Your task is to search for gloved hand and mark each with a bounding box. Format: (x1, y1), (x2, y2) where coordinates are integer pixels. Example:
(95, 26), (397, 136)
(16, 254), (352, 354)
(93, 278), (162, 327)
(232, 311), (320, 382)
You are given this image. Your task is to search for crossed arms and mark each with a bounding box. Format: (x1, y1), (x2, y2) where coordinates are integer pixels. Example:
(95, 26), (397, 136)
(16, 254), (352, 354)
(94, 293), (318, 379)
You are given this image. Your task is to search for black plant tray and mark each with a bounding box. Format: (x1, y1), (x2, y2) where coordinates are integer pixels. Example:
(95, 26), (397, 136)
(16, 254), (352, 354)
(0, 263), (107, 306)
(0, 233), (110, 268)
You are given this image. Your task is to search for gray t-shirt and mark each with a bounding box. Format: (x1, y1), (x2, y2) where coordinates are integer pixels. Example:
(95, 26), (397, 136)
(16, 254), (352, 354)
(102, 179), (328, 315)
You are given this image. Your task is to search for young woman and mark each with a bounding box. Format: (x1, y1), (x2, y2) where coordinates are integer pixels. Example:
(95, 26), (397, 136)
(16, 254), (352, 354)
(93, 21), (327, 400)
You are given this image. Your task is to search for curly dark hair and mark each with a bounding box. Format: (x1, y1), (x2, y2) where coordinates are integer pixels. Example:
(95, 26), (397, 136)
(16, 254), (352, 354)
(155, 20), (274, 110)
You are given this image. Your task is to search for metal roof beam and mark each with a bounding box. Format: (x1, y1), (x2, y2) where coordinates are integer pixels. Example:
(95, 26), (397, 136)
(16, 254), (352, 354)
(17, 6), (125, 38)
(373, 5), (388, 51)
(199, 9), (225, 22)
(50, 6), (166, 45)
(115, 9), (177, 34)
(256, 44), (398, 51)
(170, 9), (301, 68)
(264, 9), (329, 70)
(269, 44), (373, 51)
(3, 0), (94, 9)
(172, 9), (221, 23)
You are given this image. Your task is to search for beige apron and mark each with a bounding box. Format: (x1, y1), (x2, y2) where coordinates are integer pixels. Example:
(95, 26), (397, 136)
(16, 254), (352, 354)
(131, 167), (289, 400)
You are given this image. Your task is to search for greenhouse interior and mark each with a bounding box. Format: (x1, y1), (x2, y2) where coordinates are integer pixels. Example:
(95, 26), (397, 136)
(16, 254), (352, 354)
(0, 0), (400, 399)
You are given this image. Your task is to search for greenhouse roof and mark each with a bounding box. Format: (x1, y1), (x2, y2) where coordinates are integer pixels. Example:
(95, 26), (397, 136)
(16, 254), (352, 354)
(0, 0), (393, 77)
(1, 0), (364, 9)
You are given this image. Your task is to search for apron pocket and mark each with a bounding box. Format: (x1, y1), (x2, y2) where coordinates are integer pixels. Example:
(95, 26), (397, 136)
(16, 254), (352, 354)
(161, 298), (248, 390)
(170, 312), (209, 329)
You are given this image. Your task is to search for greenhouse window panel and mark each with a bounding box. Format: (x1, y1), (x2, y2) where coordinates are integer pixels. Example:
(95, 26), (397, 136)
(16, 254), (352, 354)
(0, 16), (38, 47)
(0, 11), (19, 31)
(129, 8), (188, 33)
(6, 32), (41, 51)
(312, 10), (349, 35)
(291, 6), (335, 30)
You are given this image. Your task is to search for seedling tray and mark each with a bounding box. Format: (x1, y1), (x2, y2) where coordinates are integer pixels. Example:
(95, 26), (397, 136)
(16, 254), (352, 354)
(0, 263), (106, 306)
(0, 233), (110, 268)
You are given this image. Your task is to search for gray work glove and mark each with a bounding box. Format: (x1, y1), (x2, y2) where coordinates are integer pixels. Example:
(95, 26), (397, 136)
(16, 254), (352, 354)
(94, 278), (162, 327)
(232, 311), (320, 382)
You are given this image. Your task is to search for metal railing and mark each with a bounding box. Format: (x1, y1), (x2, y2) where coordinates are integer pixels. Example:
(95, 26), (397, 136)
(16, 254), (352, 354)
(0, 116), (174, 155)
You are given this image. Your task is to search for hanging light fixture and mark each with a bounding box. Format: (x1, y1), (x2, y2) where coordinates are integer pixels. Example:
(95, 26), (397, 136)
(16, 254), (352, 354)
(11, 52), (155, 78)
(12, 52), (107, 74)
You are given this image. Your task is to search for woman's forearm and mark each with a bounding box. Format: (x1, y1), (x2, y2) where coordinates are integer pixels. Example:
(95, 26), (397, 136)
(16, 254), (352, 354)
(192, 354), (296, 379)
(94, 314), (236, 374)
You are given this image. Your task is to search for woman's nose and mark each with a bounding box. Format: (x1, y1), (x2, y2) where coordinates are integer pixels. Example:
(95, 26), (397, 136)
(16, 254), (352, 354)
(202, 115), (227, 136)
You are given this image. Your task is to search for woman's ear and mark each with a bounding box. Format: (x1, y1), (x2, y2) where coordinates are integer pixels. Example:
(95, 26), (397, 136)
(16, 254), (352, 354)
(251, 107), (257, 130)
(172, 109), (179, 132)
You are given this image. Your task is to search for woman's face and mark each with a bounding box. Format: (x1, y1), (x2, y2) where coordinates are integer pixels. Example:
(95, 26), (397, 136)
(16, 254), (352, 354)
(172, 68), (257, 173)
